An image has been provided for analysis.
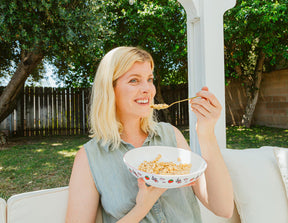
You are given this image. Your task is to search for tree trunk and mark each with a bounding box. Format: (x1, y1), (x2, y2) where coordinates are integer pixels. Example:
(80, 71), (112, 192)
(154, 72), (171, 123)
(241, 51), (265, 127)
(0, 49), (44, 123)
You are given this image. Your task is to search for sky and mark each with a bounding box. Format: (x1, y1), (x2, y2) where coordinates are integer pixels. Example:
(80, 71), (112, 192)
(1, 63), (60, 87)
(38, 63), (58, 87)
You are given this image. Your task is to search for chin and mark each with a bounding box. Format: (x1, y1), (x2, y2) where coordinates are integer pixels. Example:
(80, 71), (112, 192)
(136, 112), (150, 119)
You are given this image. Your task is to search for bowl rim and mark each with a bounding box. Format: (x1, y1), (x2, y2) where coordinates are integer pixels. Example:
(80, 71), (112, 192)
(123, 146), (207, 177)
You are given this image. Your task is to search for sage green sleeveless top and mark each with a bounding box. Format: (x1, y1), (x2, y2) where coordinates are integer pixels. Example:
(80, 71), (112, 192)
(84, 122), (202, 223)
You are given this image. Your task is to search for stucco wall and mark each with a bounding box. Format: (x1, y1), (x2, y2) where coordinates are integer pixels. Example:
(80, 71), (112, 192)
(225, 69), (288, 128)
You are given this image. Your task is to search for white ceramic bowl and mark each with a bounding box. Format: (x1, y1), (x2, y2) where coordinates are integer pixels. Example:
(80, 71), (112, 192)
(123, 146), (207, 188)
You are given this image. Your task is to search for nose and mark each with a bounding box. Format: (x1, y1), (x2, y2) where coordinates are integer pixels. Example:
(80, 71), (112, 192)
(140, 81), (150, 93)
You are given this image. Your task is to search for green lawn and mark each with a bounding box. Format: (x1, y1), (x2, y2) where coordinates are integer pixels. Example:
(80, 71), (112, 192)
(0, 135), (89, 200)
(0, 126), (287, 200)
(226, 125), (288, 149)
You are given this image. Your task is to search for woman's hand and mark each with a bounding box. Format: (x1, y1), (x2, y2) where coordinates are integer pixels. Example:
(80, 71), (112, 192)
(180, 180), (197, 188)
(135, 178), (167, 210)
(188, 87), (234, 218)
(116, 178), (167, 223)
(190, 86), (222, 135)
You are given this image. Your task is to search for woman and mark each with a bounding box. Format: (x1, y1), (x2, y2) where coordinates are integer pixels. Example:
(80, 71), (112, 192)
(66, 46), (234, 223)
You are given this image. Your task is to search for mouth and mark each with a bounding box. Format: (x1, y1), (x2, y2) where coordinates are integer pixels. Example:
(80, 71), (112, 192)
(135, 99), (149, 105)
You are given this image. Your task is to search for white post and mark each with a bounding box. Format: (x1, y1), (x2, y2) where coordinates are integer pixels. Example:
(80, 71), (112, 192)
(178, 0), (236, 154)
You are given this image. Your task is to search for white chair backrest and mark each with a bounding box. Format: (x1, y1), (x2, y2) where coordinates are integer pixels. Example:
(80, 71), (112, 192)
(0, 198), (6, 223)
(7, 187), (69, 223)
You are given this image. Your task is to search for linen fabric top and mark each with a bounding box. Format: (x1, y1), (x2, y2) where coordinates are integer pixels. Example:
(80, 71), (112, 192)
(84, 122), (202, 223)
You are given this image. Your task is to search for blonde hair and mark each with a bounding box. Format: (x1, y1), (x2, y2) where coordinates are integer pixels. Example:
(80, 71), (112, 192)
(89, 46), (157, 150)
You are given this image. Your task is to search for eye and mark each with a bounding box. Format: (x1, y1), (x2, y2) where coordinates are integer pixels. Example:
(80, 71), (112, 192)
(148, 77), (154, 83)
(129, 78), (138, 83)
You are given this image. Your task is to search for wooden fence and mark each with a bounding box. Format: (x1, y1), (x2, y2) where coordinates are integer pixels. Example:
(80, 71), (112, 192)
(0, 86), (189, 137)
(0, 87), (91, 137)
(157, 84), (189, 126)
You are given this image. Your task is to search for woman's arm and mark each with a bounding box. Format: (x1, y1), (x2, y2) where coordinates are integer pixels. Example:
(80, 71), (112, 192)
(116, 179), (167, 223)
(66, 148), (166, 223)
(173, 86), (234, 218)
(66, 147), (100, 223)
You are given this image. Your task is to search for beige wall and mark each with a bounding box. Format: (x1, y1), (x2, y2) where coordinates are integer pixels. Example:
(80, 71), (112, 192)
(225, 69), (288, 128)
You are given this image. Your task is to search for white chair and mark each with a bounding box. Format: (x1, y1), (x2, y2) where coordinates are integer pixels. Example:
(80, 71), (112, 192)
(4, 146), (287, 223)
(199, 147), (288, 223)
(0, 198), (6, 223)
(7, 187), (69, 223)
(6, 186), (102, 223)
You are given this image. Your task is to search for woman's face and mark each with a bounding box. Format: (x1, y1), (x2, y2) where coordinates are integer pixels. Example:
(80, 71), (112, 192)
(114, 61), (156, 122)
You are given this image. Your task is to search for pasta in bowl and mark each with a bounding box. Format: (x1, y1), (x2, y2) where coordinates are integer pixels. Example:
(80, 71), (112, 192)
(123, 146), (207, 188)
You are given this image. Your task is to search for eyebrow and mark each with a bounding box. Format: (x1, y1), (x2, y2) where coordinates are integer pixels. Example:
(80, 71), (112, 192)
(128, 74), (154, 78)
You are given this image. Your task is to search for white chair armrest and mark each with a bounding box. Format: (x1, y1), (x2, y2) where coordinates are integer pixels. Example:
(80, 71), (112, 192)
(0, 198), (6, 223)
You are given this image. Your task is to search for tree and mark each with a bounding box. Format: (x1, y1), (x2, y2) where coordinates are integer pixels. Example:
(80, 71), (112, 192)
(224, 0), (288, 127)
(0, 0), (107, 122)
(60, 0), (188, 122)
(101, 0), (188, 122)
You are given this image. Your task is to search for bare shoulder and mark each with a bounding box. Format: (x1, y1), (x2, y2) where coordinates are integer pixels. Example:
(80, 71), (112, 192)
(74, 146), (88, 165)
(172, 126), (190, 150)
(70, 146), (95, 188)
(69, 147), (91, 177)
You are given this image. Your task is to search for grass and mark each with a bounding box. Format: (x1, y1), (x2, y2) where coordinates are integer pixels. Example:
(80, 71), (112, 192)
(0, 126), (287, 200)
(226, 125), (288, 149)
(179, 125), (288, 149)
(0, 135), (89, 200)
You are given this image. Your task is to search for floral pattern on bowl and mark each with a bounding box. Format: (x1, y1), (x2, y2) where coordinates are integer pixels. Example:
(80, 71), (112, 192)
(124, 146), (207, 188)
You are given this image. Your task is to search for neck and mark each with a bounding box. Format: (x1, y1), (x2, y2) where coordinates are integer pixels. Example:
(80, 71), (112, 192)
(120, 118), (147, 148)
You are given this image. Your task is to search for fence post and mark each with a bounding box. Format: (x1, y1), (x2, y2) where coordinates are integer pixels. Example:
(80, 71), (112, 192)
(16, 87), (25, 137)
(82, 89), (85, 134)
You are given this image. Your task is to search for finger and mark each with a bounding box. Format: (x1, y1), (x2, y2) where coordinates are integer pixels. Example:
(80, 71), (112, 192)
(201, 86), (209, 91)
(138, 178), (146, 188)
(191, 104), (210, 118)
(186, 181), (196, 187)
(180, 181), (196, 188)
(191, 99), (215, 116)
(196, 90), (220, 108)
(188, 181), (196, 186)
(191, 98), (214, 112)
